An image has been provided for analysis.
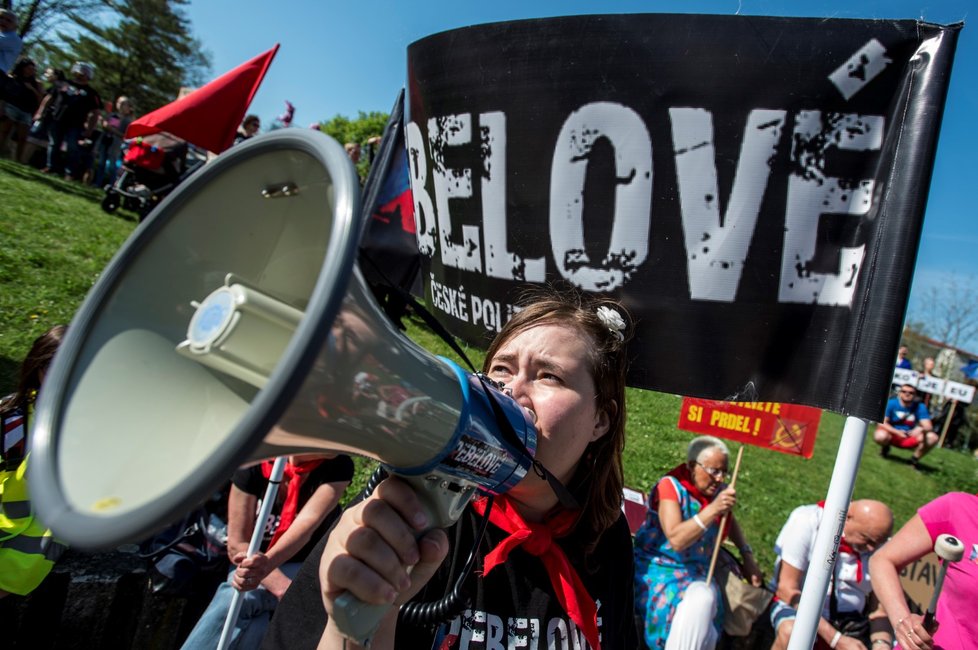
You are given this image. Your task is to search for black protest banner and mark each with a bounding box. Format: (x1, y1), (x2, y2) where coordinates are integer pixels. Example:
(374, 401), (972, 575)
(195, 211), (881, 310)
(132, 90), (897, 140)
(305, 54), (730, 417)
(405, 14), (961, 420)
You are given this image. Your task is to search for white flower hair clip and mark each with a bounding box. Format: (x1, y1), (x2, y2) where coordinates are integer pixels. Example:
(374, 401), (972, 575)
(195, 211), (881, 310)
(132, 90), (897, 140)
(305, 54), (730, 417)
(596, 306), (626, 342)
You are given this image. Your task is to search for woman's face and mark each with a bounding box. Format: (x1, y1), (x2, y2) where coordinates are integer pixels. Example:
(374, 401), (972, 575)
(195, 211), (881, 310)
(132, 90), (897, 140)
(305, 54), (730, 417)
(21, 63), (35, 79)
(486, 323), (610, 489)
(691, 448), (728, 497)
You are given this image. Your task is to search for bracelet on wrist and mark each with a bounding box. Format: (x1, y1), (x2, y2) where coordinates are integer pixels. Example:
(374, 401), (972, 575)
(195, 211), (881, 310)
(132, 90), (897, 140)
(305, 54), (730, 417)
(829, 630), (842, 649)
(739, 544), (753, 555)
(692, 514), (708, 531)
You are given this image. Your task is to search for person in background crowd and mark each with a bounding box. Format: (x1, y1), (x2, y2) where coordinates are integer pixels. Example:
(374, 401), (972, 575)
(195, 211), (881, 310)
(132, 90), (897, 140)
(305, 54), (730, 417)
(870, 492), (978, 650)
(37, 61), (101, 180)
(0, 10), (22, 74)
(921, 357), (936, 377)
(233, 114), (260, 145)
(262, 288), (639, 650)
(634, 435), (762, 650)
(344, 141), (361, 164)
(896, 346), (912, 370)
(919, 357), (938, 408)
(872, 384), (937, 470)
(769, 500), (893, 650)
(180, 453), (354, 649)
(0, 325), (69, 598)
(21, 68), (65, 165)
(92, 95), (134, 188)
(76, 111), (101, 185)
(0, 57), (43, 161)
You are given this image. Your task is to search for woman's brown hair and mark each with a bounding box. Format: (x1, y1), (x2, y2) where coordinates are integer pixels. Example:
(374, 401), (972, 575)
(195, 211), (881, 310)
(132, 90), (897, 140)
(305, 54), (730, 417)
(0, 325), (66, 415)
(481, 286), (631, 550)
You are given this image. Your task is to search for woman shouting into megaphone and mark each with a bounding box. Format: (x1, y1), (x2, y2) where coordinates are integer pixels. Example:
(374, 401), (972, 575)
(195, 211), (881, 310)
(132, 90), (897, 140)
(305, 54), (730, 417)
(262, 288), (637, 650)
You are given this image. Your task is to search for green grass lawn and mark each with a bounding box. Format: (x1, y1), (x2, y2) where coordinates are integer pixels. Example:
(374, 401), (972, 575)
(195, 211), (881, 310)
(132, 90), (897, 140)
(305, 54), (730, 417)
(2, 158), (976, 573)
(0, 160), (137, 388)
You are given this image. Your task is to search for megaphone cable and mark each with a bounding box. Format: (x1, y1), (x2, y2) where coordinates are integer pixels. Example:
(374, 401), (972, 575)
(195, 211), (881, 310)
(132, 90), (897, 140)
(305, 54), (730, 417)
(399, 494), (496, 626)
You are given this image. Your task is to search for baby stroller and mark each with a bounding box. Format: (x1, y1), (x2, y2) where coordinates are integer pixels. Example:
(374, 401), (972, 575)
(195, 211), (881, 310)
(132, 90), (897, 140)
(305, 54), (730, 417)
(101, 132), (203, 221)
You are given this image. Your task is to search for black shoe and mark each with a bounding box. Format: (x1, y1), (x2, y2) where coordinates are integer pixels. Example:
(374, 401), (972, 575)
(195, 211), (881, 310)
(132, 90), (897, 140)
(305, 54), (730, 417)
(880, 445), (890, 458)
(910, 457), (921, 471)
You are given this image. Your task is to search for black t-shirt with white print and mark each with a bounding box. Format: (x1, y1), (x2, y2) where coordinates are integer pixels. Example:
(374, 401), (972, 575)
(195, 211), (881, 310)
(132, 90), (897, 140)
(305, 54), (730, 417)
(261, 503), (636, 649)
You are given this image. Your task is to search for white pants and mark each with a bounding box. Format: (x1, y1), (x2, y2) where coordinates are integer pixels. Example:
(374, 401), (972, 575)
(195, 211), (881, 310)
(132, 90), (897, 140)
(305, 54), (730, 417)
(665, 580), (719, 650)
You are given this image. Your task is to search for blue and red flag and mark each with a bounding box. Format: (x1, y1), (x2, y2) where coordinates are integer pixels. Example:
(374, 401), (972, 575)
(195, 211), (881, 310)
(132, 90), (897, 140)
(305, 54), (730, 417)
(371, 144), (415, 238)
(358, 90), (420, 298)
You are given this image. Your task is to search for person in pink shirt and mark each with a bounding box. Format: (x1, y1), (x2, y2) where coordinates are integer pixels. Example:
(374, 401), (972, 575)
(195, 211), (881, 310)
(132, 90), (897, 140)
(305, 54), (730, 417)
(869, 492), (978, 650)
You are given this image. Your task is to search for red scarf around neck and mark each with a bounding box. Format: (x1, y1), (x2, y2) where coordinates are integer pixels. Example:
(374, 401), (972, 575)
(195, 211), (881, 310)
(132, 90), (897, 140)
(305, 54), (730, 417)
(817, 501), (863, 582)
(663, 463), (710, 508)
(652, 464), (731, 541)
(260, 458), (323, 548)
(471, 495), (601, 650)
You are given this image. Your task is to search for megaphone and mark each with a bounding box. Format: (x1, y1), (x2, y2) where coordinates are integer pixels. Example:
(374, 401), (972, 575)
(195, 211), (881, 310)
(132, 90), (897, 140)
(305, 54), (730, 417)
(29, 130), (536, 563)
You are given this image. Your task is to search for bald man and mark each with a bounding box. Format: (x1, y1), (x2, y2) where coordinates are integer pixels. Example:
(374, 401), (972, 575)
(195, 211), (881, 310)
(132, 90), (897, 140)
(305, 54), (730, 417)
(769, 500), (895, 650)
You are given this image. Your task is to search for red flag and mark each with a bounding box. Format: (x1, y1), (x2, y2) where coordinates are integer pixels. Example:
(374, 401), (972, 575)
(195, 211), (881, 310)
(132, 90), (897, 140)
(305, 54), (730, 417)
(126, 44), (279, 153)
(677, 397), (822, 458)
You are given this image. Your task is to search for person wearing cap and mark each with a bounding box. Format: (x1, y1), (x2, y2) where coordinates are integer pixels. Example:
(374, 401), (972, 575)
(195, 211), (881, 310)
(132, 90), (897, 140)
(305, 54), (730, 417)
(0, 10), (22, 74)
(37, 61), (101, 180)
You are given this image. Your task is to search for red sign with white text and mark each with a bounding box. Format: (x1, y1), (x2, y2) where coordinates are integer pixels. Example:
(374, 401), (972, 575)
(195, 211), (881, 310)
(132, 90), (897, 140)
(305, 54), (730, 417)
(677, 398), (822, 458)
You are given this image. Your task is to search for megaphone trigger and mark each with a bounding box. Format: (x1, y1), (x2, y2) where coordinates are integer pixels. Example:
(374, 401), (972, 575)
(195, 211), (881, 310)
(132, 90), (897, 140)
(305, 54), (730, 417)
(330, 472), (478, 645)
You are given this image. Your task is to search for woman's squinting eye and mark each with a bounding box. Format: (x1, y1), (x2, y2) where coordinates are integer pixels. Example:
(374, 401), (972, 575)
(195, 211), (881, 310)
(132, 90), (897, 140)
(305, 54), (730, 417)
(489, 364), (511, 378)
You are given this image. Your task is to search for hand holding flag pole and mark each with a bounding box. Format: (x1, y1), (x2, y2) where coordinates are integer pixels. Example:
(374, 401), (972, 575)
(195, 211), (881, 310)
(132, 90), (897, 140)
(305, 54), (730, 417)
(216, 456), (287, 650)
(706, 445), (744, 585)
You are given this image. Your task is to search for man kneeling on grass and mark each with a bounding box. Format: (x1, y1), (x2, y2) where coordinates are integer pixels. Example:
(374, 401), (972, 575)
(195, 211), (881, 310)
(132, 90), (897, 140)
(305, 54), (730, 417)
(872, 384), (937, 470)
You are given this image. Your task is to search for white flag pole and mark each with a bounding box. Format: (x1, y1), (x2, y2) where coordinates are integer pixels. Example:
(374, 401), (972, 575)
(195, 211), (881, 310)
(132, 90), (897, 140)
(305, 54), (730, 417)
(786, 416), (868, 650)
(217, 456), (287, 650)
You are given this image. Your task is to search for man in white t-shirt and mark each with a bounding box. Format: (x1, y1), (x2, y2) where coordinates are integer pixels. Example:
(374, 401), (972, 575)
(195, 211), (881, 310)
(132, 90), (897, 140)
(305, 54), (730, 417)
(769, 500), (894, 650)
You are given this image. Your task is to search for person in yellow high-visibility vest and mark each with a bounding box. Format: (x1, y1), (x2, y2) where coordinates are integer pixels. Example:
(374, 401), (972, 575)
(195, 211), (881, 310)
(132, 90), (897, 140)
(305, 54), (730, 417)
(0, 325), (68, 598)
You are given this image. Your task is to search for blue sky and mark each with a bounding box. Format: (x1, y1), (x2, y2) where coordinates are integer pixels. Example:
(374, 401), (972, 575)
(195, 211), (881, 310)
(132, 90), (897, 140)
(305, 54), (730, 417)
(185, 0), (977, 349)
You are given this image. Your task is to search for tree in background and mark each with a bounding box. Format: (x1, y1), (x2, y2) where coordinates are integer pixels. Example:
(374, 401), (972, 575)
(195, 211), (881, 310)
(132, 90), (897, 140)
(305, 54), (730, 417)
(2, 1), (105, 52)
(317, 111), (389, 180)
(903, 273), (978, 451)
(905, 272), (978, 354)
(33, 0), (210, 115)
